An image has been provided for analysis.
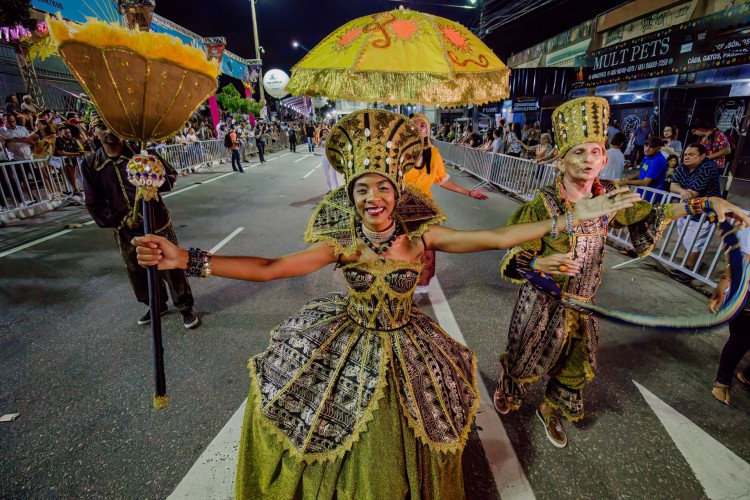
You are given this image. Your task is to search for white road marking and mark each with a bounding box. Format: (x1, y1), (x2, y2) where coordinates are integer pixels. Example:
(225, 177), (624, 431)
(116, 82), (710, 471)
(277, 153), (291, 158)
(0, 229), (72, 258)
(168, 400), (246, 500)
(634, 380), (750, 499)
(611, 257), (640, 269)
(170, 276), (534, 499)
(294, 154), (313, 163)
(163, 173), (235, 199)
(428, 277), (535, 500)
(302, 165), (320, 179)
(209, 228), (244, 254)
(0, 172), (236, 258)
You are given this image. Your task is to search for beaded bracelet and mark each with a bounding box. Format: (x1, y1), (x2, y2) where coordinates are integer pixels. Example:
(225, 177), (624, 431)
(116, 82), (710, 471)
(550, 215), (559, 238)
(564, 211), (574, 236)
(685, 197), (711, 216)
(186, 247), (212, 278)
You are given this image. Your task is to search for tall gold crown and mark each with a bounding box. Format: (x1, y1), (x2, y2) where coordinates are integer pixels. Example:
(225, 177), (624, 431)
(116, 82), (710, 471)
(326, 109), (423, 196)
(551, 97), (609, 158)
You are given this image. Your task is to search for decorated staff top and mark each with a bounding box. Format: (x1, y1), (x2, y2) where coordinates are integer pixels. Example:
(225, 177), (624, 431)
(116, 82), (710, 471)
(48, 17), (219, 142)
(286, 7), (510, 107)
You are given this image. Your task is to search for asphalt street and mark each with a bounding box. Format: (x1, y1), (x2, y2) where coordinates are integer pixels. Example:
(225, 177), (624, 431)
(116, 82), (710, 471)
(1, 148), (749, 499)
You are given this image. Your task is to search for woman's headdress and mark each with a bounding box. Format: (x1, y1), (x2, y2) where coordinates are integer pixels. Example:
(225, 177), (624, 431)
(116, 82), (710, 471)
(326, 109), (423, 198)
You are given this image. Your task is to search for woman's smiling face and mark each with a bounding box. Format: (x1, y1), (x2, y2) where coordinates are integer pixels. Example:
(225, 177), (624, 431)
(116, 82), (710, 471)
(351, 173), (396, 231)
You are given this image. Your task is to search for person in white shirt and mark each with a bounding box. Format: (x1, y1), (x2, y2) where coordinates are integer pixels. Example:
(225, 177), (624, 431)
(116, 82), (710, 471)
(185, 128), (199, 143)
(0, 113), (39, 206)
(661, 124), (683, 158)
(0, 113), (36, 160)
(599, 131), (626, 180)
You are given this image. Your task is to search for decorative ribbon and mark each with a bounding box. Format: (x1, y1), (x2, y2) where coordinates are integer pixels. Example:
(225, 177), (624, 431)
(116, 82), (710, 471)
(519, 218), (749, 328)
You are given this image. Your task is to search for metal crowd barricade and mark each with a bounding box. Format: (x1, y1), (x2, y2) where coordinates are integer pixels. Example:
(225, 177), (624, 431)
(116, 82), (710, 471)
(159, 139), (229, 174)
(0, 157), (78, 213)
(606, 185), (726, 287)
(434, 140), (737, 288)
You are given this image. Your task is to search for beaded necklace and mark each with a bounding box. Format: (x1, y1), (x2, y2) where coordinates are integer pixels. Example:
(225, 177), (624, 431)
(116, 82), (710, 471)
(357, 222), (401, 260)
(361, 220), (396, 243)
(555, 174), (609, 252)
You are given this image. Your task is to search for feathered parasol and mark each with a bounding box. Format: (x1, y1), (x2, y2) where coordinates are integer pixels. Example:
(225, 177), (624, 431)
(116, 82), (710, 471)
(49, 16), (219, 409)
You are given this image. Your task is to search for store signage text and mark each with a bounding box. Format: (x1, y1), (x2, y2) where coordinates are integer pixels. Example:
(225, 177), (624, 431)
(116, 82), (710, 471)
(512, 97), (540, 113)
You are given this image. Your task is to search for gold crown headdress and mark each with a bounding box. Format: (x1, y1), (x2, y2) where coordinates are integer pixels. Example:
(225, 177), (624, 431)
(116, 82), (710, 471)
(326, 109), (423, 197)
(551, 97), (609, 158)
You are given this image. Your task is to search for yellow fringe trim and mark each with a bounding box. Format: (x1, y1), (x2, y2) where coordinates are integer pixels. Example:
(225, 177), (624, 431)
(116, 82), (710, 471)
(542, 397), (584, 423)
(246, 325), (477, 464)
(286, 66), (510, 108)
(498, 246), (527, 285)
(153, 394), (169, 410)
(636, 204), (674, 259)
(47, 17), (219, 79)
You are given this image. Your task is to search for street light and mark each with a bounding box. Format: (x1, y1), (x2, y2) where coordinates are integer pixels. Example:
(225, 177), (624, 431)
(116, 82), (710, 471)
(292, 40), (310, 53)
(249, 0), (264, 101)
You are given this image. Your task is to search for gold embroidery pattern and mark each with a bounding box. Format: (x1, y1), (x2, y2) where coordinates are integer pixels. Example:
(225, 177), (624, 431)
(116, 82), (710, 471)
(304, 185), (446, 256)
(251, 259), (478, 463)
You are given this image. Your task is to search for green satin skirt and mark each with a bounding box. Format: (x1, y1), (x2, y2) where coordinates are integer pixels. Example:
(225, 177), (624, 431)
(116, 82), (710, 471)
(235, 368), (466, 499)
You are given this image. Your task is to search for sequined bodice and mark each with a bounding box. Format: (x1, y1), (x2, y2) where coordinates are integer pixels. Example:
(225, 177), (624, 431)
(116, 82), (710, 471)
(342, 259), (423, 330)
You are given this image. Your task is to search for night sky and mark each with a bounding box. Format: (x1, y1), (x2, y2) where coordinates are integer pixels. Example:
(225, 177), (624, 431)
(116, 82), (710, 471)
(156, 0), (627, 75)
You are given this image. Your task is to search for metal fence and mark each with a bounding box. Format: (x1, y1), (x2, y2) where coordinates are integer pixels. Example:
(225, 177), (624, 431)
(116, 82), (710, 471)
(434, 140), (740, 288)
(0, 156), (81, 213)
(159, 139), (229, 174)
(1, 139), (232, 223)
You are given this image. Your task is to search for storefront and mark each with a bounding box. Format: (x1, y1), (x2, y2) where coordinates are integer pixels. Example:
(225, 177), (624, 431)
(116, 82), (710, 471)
(572, 3), (750, 184)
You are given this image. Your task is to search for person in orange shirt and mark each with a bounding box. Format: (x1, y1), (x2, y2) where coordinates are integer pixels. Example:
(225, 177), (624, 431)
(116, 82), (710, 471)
(405, 112), (489, 293)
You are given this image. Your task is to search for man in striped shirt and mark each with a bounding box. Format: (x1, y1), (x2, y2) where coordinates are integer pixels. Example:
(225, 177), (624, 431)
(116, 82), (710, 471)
(669, 143), (722, 283)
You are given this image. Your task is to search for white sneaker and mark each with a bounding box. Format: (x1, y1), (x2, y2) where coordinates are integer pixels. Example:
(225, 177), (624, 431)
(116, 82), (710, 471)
(415, 285), (430, 295)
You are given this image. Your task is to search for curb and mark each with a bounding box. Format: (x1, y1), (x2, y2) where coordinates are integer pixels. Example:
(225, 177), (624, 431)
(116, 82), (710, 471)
(0, 200), (62, 227)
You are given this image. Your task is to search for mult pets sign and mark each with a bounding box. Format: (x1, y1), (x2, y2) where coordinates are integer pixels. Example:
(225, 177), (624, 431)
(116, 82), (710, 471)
(573, 29), (677, 87)
(574, 4), (750, 88)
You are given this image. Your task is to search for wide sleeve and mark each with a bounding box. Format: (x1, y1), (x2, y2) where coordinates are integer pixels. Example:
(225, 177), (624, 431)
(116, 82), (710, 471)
(431, 147), (450, 184)
(610, 200), (672, 258)
(499, 196), (548, 284)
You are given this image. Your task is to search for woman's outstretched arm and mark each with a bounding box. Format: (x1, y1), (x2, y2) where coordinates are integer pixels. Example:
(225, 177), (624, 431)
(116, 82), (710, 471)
(133, 236), (338, 282)
(425, 187), (641, 253)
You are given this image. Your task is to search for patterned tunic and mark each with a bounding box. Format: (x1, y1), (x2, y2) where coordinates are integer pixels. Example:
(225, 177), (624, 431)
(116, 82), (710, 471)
(498, 179), (670, 418)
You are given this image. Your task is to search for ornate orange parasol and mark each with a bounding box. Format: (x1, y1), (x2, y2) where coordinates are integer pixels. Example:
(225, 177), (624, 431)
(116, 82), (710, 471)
(286, 7), (509, 106)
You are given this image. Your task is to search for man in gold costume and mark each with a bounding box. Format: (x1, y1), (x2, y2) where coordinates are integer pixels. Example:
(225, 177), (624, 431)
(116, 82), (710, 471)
(493, 97), (749, 448)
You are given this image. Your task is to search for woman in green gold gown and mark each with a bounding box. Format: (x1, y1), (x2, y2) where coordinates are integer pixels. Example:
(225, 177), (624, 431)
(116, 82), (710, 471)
(133, 109), (638, 499)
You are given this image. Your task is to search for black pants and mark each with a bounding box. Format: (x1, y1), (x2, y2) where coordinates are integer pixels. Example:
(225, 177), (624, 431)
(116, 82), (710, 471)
(289, 139), (296, 152)
(257, 142), (265, 162)
(716, 310), (750, 385)
(630, 145), (644, 168)
(115, 223), (194, 312)
(231, 149), (244, 172)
